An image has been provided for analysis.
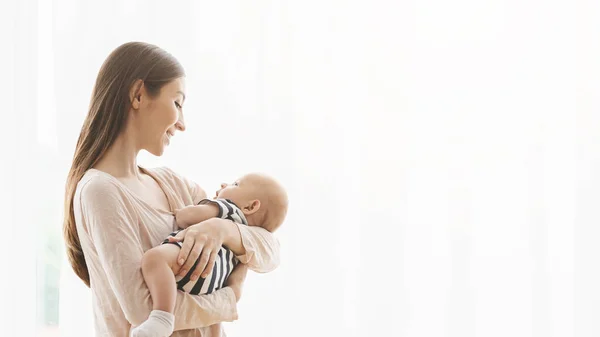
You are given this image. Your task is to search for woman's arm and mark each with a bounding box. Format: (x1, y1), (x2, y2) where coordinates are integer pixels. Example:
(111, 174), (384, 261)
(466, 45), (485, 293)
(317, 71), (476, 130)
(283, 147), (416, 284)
(173, 218), (281, 280)
(78, 179), (238, 330)
(218, 220), (281, 273)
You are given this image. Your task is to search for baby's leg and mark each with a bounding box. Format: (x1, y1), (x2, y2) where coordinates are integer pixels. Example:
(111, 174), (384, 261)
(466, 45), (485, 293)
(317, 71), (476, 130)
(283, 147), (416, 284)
(141, 244), (182, 311)
(131, 244), (182, 337)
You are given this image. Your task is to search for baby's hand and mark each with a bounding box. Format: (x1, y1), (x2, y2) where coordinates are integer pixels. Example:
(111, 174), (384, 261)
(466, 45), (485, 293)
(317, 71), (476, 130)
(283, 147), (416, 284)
(174, 206), (198, 228)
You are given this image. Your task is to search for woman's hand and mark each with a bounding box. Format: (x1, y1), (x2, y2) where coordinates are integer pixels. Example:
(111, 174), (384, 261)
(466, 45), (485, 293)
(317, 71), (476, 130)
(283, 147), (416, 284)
(225, 264), (248, 302)
(167, 218), (228, 280)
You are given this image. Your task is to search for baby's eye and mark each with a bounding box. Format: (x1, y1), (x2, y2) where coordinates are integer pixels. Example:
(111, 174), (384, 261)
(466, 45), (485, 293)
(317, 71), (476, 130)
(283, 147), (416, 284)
(233, 182), (239, 186)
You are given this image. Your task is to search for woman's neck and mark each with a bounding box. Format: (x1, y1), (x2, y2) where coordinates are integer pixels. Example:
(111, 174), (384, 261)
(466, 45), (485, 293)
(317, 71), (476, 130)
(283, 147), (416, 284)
(93, 129), (141, 179)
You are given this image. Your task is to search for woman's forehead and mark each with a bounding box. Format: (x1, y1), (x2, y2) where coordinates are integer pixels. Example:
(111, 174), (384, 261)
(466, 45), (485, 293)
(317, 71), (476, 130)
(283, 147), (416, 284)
(164, 77), (186, 95)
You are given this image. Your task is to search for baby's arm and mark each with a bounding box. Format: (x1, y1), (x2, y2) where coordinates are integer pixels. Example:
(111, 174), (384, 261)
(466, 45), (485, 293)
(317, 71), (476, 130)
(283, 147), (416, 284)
(175, 204), (219, 228)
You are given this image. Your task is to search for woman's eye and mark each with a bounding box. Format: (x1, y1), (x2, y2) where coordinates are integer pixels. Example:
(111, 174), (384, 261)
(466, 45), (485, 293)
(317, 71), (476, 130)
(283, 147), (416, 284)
(175, 102), (182, 109)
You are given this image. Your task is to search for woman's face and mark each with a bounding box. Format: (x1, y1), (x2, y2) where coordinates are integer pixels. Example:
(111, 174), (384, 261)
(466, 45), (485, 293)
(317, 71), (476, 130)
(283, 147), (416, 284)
(135, 77), (186, 156)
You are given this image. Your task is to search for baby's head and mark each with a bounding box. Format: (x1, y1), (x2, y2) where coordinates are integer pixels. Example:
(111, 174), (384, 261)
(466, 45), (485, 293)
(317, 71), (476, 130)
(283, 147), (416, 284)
(215, 173), (288, 232)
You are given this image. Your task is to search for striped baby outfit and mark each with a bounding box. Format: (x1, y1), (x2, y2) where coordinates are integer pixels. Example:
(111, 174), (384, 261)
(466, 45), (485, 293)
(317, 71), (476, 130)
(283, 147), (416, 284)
(163, 198), (248, 294)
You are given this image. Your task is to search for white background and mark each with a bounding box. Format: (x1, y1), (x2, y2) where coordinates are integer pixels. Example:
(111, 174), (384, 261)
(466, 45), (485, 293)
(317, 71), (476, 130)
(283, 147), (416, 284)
(0, 0), (598, 336)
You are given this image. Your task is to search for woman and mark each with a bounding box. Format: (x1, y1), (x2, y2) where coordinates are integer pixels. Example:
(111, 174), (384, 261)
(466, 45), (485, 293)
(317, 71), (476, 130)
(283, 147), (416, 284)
(63, 42), (280, 337)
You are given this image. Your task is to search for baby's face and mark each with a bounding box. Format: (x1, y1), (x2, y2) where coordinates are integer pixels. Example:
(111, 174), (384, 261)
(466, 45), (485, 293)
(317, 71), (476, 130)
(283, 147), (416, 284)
(216, 173), (288, 230)
(215, 175), (258, 207)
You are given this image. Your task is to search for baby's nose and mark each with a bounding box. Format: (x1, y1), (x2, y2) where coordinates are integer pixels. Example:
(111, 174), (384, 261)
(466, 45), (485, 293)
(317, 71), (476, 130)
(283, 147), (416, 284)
(220, 183), (228, 189)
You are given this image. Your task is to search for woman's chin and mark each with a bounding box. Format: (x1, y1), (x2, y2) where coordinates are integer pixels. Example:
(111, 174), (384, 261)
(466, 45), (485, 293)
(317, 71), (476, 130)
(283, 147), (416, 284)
(147, 145), (166, 157)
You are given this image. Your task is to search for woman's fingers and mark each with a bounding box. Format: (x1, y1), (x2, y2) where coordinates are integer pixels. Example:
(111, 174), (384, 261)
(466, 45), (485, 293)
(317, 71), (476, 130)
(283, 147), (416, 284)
(191, 247), (213, 281)
(200, 250), (219, 279)
(167, 236), (181, 243)
(176, 236), (195, 276)
(171, 222), (225, 279)
(169, 229), (187, 243)
(179, 240), (203, 277)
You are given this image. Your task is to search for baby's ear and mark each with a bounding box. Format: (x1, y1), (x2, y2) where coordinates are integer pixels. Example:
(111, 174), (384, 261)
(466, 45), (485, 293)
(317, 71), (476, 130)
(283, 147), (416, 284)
(243, 199), (261, 215)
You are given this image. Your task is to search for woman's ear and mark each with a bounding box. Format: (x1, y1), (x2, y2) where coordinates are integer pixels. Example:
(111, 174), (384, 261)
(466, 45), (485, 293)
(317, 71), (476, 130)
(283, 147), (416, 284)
(129, 79), (144, 109)
(243, 199), (261, 215)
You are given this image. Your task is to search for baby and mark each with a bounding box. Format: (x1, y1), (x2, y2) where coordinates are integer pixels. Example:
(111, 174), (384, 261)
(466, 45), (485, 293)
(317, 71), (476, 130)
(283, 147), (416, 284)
(131, 173), (288, 337)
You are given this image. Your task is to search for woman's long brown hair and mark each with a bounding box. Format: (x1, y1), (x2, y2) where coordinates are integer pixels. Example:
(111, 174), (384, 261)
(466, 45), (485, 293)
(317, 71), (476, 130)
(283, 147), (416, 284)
(63, 42), (184, 287)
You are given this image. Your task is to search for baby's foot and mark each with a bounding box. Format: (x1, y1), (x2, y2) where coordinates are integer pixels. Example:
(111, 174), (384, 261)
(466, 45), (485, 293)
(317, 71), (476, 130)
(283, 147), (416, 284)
(130, 310), (175, 337)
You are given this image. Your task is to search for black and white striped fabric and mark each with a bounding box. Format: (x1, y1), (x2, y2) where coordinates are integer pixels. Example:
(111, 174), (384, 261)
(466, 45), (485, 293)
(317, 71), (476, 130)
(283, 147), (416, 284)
(198, 198), (247, 226)
(163, 198), (248, 295)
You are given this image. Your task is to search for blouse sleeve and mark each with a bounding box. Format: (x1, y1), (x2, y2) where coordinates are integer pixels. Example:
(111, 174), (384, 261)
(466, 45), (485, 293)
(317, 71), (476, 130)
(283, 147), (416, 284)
(234, 224), (281, 273)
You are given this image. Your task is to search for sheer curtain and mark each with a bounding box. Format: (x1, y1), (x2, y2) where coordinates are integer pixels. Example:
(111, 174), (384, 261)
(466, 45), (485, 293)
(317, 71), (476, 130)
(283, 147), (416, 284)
(0, 0), (597, 336)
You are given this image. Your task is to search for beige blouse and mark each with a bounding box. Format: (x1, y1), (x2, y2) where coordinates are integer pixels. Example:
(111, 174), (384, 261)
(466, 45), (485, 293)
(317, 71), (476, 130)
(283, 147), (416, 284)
(73, 167), (280, 337)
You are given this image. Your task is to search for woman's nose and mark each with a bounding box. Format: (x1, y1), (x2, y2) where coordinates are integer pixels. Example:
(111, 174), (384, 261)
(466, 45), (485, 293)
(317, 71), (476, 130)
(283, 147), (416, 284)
(175, 112), (186, 131)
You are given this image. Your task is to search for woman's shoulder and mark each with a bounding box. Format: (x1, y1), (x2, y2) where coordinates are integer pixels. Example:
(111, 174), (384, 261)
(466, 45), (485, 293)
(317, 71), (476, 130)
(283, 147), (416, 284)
(75, 169), (124, 203)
